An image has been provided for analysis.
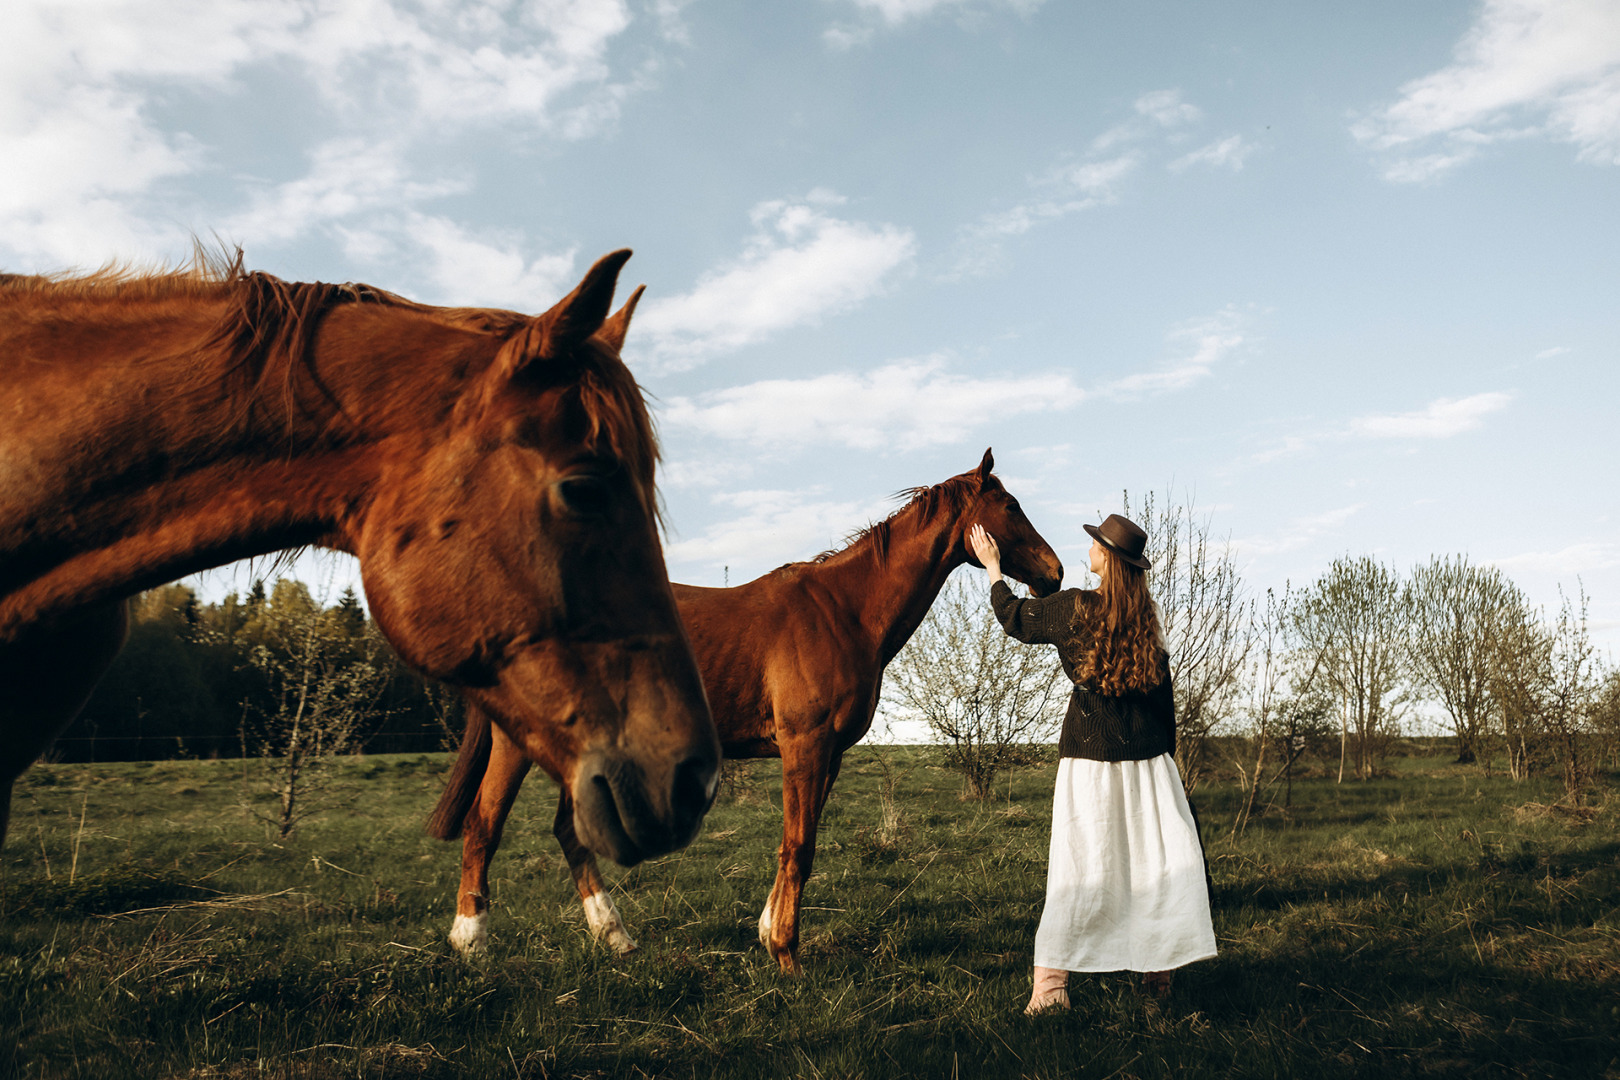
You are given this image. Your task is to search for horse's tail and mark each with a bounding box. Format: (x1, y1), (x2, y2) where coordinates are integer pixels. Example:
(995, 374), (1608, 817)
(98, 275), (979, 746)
(426, 705), (493, 841)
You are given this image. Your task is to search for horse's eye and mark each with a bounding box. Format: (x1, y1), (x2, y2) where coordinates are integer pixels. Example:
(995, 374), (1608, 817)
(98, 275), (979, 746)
(556, 475), (613, 518)
(1007, 500), (1021, 514)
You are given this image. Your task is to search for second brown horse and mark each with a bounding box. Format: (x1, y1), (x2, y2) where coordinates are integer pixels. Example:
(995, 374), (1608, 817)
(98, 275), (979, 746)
(429, 448), (1063, 972)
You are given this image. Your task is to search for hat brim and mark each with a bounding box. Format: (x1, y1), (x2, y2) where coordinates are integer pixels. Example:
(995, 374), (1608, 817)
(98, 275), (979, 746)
(1083, 522), (1152, 569)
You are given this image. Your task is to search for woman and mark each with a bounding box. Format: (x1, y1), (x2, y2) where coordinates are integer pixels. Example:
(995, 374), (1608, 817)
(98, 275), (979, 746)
(968, 514), (1215, 1013)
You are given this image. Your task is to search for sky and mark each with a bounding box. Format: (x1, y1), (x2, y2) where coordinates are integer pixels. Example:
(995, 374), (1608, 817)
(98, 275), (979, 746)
(6, 0), (1619, 684)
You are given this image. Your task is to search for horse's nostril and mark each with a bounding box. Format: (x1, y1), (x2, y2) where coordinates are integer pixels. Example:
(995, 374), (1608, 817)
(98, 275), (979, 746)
(672, 755), (717, 824)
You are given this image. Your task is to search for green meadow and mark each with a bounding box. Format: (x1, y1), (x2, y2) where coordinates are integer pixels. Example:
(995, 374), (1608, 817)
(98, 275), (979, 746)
(1, 749), (1615, 1079)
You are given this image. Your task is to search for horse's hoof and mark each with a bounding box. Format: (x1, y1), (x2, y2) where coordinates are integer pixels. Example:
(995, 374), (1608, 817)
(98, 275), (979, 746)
(448, 913), (488, 956)
(607, 930), (639, 957)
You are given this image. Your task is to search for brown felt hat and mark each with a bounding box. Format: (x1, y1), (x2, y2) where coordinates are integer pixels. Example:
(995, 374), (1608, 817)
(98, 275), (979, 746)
(1083, 514), (1152, 569)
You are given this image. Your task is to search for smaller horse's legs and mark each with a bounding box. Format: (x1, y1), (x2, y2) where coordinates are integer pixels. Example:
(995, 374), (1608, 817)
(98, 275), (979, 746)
(0, 602), (129, 850)
(450, 722), (531, 955)
(553, 787), (637, 955)
(759, 740), (842, 974)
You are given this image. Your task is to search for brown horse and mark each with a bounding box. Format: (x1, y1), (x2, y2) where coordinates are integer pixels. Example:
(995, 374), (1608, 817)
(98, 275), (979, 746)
(430, 449), (1063, 969)
(0, 250), (719, 868)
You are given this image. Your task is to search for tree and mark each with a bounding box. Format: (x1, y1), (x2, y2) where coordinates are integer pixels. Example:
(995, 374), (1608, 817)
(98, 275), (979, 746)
(241, 579), (391, 836)
(1542, 586), (1602, 805)
(1487, 595), (1552, 781)
(1121, 489), (1251, 788)
(71, 585), (224, 760)
(885, 573), (1067, 799)
(1407, 556), (1526, 764)
(1231, 586), (1294, 837)
(1290, 556), (1408, 782)
(1593, 667), (1620, 772)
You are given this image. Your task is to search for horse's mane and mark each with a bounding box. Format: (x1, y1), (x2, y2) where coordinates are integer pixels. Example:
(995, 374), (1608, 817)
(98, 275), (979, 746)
(804, 473), (981, 570)
(2, 250), (658, 504)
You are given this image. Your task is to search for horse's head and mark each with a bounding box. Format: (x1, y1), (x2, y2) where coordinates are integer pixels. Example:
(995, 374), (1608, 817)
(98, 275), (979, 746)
(959, 448), (1064, 596)
(353, 251), (718, 867)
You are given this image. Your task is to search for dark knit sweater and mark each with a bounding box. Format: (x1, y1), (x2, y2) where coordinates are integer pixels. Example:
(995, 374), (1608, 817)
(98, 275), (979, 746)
(990, 579), (1175, 762)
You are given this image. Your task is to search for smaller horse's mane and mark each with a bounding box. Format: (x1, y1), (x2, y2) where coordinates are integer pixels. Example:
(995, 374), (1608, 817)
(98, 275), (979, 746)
(802, 473), (982, 570)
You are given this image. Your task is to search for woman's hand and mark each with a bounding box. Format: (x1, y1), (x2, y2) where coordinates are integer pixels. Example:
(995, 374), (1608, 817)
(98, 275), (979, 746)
(968, 523), (1003, 583)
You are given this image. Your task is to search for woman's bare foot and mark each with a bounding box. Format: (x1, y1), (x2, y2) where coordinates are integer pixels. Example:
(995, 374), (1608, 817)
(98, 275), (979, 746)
(1142, 970), (1173, 998)
(1026, 965), (1071, 1014)
(1024, 987), (1070, 1015)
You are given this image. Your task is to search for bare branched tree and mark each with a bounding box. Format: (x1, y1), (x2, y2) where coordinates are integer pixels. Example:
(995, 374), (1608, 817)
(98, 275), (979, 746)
(885, 573), (1068, 799)
(1121, 489), (1251, 789)
(1290, 556), (1408, 782)
(1594, 667), (1620, 772)
(1543, 585), (1602, 805)
(242, 579), (392, 836)
(1487, 596), (1552, 781)
(1407, 556), (1526, 765)
(1231, 586), (1294, 837)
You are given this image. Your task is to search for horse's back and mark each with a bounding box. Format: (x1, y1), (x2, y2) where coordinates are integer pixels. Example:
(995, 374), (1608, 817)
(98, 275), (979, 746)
(675, 570), (872, 748)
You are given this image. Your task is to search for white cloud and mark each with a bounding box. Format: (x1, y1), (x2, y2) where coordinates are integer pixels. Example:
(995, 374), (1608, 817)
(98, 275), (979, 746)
(1247, 390), (1514, 464)
(634, 192), (916, 371)
(221, 138), (577, 306)
(841, 0), (1042, 22)
(1100, 309), (1248, 399)
(225, 139), (466, 245)
(1169, 134), (1256, 173)
(666, 489), (892, 577)
(0, 0), (644, 266)
(1346, 391), (1514, 439)
(1092, 89), (1201, 151)
(1133, 88), (1203, 128)
(951, 90), (1218, 278)
(1235, 504), (1367, 557)
(1353, 0), (1620, 181)
(662, 355), (1083, 451)
(948, 153), (1136, 277)
(1490, 540), (1620, 576)
(286, 0), (635, 127)
(1534, 345), (1572, 360)
(824, 0), (1044, 47)
(658, 456), (758, 491)
(389, 215), (579, 308)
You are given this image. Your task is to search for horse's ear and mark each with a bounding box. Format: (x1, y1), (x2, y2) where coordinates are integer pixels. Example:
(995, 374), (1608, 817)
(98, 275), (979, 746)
(976, 447), (995, 487)
(595, 284), (645, 353)
(509, 249), (632, 376)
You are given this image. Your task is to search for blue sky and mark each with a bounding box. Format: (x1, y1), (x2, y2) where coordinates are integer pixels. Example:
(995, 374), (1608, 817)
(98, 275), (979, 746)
(6, 0), (1618, 659)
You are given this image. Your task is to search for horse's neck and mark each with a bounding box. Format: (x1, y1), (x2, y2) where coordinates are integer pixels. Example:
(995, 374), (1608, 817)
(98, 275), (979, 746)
(0, 298), (453, 631)
(819, 503), (966, 667)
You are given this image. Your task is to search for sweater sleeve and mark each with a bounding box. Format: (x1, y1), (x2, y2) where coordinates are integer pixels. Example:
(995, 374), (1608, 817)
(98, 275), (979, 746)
(990, 579), (1056, 644)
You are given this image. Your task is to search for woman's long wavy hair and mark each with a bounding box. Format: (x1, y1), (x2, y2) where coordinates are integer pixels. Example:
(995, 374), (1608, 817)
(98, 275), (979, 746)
(1073, 544), (1166, 695)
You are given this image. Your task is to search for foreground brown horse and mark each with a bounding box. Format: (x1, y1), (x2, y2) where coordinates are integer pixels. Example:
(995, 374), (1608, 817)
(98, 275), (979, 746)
(430, 449), (1063, 970)
(0, 251), (719, 866)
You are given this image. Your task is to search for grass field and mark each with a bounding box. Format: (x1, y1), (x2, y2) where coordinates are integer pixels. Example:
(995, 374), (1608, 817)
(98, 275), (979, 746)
(1, 748), (1616, 1079)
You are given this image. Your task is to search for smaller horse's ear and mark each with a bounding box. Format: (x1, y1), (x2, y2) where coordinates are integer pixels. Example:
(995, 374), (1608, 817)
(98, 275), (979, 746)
(595, 284), (645, 353)
(976, 447), (995, 487)
(509, 249), (632, 376)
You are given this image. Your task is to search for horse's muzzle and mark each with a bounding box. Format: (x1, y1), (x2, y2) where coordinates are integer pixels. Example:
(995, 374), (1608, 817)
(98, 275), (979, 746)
(571, 748), (718, 866)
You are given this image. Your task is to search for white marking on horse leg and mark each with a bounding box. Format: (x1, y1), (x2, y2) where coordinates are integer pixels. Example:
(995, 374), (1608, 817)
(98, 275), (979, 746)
(449, 911), (488, 955)
(758, 896), (774, 949)
(582, 891), (638, 956)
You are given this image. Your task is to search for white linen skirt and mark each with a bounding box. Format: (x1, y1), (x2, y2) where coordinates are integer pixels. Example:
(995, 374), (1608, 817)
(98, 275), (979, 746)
(1033, 752), (1217, 973)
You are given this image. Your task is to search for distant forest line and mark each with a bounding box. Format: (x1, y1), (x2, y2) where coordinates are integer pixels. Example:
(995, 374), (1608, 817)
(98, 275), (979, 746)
(54, 580), (461, 763)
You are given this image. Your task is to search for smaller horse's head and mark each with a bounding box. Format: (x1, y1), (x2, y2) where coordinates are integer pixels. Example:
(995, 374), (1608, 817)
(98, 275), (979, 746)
(351, 251), (718, 867)
(959, 448), (1064, 596)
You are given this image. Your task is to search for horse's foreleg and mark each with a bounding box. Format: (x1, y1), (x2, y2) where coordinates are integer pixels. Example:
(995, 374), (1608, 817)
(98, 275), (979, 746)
(0, 602), (128, 849)
(760, 738), (834, 974)
(450, 722), (530, 955)
(553, 787), (638, 955)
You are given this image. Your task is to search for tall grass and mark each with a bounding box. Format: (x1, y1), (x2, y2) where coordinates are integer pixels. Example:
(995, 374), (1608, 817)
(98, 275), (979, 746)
(1, 750), (1614, 1079)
